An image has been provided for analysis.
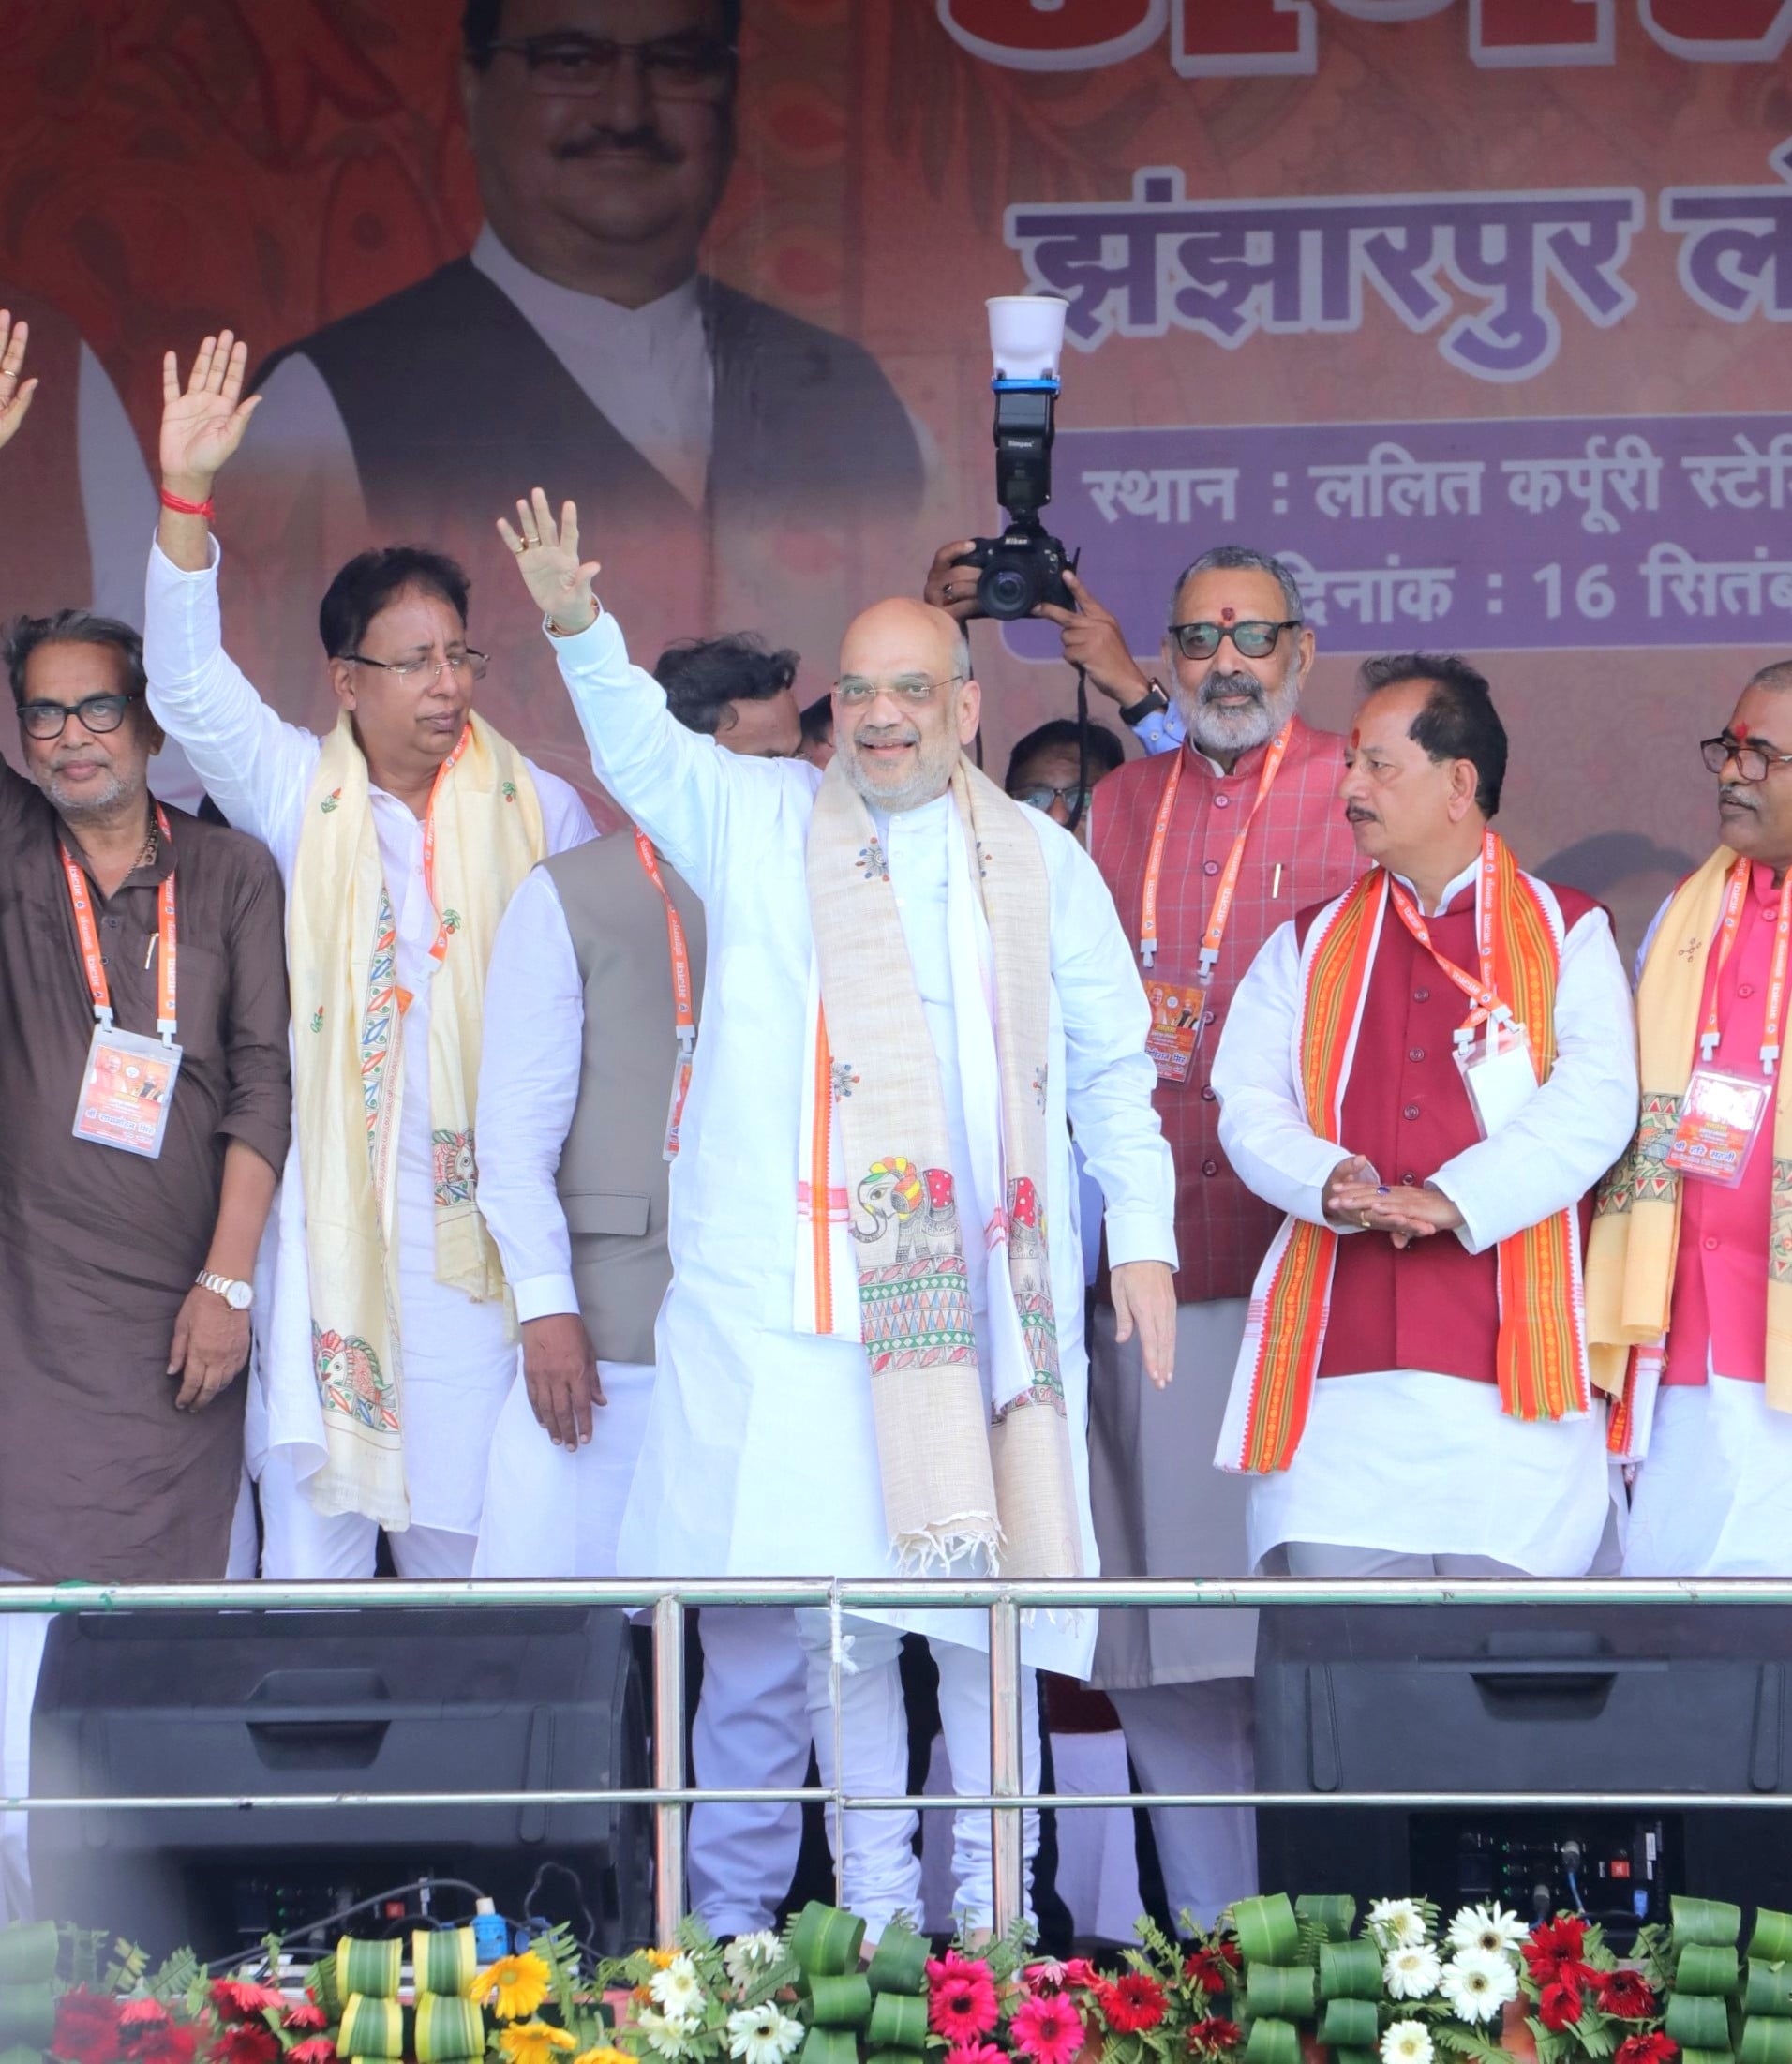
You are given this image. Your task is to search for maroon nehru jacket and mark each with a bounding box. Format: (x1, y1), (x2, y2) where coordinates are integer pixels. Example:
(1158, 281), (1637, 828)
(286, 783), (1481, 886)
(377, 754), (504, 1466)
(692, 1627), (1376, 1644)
(1091, 715), (1361, 1303)
(1296, 877), (1601, 1383)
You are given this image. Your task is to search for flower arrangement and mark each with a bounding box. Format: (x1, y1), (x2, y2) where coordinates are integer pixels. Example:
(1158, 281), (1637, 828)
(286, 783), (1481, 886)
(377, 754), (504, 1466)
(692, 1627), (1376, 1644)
(5, 1890), (1790, 2064)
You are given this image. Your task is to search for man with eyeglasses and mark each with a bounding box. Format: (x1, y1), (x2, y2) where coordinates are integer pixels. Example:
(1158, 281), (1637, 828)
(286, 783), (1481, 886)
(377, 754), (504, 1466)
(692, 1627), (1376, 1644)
(229, 0), (921, 728)
(0, 598), (291, 1921)
(505, 489), (1175, 1935)
(1004, 716), (1125, 842)
(142, 335), (595, 1583)
(1590, 660), (1792, 1577)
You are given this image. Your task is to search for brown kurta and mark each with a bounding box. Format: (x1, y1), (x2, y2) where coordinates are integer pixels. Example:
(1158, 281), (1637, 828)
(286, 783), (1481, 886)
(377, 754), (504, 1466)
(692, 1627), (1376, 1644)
(0, 763), (291, 1581)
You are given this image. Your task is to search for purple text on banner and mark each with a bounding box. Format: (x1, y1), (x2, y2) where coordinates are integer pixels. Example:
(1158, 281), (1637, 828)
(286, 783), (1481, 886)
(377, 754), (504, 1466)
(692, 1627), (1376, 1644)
(997, 414), (1792, 663)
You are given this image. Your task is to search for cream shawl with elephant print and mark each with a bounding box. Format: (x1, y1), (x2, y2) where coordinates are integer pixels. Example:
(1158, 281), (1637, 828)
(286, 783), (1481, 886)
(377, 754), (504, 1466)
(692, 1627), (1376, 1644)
(793, 753), (1082, 1580)
(290, 711), (545, 1529)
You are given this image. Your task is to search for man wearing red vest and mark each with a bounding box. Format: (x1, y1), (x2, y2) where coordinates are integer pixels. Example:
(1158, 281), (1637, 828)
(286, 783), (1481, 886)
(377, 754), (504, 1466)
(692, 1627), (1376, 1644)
(1590, 658), (1792, 1574)
(1211, 653), (1635, 1575)
(1064, 544), (1359, 1927)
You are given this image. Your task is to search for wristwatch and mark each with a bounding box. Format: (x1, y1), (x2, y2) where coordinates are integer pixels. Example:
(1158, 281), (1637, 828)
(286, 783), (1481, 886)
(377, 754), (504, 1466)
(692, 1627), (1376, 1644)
(1118, 682), (1170, 726)
(196, 1270), (254, 1312)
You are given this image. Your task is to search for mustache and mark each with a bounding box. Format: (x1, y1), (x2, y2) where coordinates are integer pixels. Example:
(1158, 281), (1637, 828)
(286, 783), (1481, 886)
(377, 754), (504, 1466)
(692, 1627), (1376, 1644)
(853, 724), (919, 747)
(1199, 669), (1265, 706)
(554, 123), (682, 164)
(1344, 802), (1379, 823)
(1719, 783), (1759, 811)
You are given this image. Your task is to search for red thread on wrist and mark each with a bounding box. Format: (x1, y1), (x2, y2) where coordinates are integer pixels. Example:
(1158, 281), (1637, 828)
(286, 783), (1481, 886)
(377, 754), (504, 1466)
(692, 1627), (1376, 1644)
(159, 487), (216, 518)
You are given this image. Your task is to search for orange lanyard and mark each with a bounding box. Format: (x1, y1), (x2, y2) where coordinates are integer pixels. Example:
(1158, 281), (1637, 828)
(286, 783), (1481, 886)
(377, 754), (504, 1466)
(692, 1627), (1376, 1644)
(1700, 856), (1792, 1074)
(634, 829), (696, 1053)
(421, 725), (473, 964)
(60, 805), (177, 1042)
(1384, 829), (1504, 1049)
(1139, 719), (1292, 971)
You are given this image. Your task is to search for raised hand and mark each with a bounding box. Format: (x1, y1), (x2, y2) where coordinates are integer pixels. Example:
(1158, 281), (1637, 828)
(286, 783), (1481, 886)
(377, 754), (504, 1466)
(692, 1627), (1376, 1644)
(0, 312), (37, 452)
(1033, 570), (1157, 707)
(497, 486), (601, 635)
(159, 331), (261, 495)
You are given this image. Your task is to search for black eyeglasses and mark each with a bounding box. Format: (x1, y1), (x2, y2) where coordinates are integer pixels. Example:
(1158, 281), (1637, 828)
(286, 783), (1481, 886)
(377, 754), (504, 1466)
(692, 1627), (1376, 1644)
(1702, 733), (1792, 784)
(484, 32), (738, 100)
(1010, 782), (1095, 816)
(1170, 619), (1303, 661)
(18, 691), (142, 740)
(339, 650), (489, 685)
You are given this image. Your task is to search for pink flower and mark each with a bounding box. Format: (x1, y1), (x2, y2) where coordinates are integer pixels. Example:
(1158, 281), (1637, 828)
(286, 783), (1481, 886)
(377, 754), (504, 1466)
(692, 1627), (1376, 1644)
(1011, 1991), (1088, 2064)
(285, 2042), (339, 2064)
(281, 2003), (330, 2035)
(945, 2045), (1008, 2064)
(929, 1952), (1001, 2042)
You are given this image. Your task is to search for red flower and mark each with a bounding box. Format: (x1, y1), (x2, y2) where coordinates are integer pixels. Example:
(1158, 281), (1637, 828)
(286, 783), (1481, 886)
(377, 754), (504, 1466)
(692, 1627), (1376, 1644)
(121, 2002), (173, 2028)
(281, 2004), (329, 2034)
(131, 2024), (200, 2064)
(1010, 1991), (1088, 2064)
(285, 2042), (339, 2064)
(1617, 2037), (1680, 2064)
(1098, 1974), (1169, 2035)
(1188, 2019), (1244, 2057)
(208, 1982), (287, 2023)
(928, 1953), (1001, 2042)
(1595, 1971), (1658, 2020)
(210, 2022), (281, 2064)
(1539, 1982), (1587, 2032)
(53, 1989), (125, 2064)
(1525, 1919), (1590, 1983)
(1185, 1950), (1233, 1997)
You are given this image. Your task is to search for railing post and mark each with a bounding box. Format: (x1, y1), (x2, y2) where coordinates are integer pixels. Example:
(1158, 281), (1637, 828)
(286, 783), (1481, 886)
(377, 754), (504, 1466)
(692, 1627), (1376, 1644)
(652, 1592), (687, 1944)
(989, 1593), (1024, 1936)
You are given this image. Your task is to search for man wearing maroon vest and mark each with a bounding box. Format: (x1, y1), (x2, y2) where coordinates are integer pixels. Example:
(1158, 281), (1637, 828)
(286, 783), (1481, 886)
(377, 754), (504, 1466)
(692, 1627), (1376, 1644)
(1211, 654), (1635, 1577)
(1074, 544), (1360, 1928)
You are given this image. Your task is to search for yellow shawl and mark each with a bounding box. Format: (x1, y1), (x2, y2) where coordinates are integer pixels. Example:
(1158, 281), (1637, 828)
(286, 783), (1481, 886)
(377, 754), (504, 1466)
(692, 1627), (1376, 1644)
(289, 711), (545, 1528)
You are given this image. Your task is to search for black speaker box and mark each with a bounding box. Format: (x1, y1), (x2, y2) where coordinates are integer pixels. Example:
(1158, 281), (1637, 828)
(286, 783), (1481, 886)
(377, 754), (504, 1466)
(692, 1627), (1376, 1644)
(28, 1605), (651, 1960)
(1255, 1604), (1792, 1927)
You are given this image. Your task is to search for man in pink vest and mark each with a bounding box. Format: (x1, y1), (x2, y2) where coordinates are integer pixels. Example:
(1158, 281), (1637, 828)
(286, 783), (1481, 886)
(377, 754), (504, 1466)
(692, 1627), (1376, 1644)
(1038, 544), (1361, 1927)
(1212, 654), (1635, 1576)
(1590, 658), (1792, 1575)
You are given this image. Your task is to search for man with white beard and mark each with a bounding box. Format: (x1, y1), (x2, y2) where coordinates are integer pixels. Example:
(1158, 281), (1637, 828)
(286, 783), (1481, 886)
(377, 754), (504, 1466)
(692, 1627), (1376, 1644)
(1076, 546), (1360, 1929)
(502, 487), (1177, 1934)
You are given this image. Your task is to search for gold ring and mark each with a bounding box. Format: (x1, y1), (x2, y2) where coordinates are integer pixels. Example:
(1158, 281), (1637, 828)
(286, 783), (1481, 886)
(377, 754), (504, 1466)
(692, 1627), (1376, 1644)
(509, 538), (528, 554)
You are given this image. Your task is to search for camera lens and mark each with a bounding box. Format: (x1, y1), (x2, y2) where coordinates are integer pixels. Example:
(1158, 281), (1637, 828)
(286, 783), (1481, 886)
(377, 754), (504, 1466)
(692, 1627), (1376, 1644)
(979, 563), (1036, 621)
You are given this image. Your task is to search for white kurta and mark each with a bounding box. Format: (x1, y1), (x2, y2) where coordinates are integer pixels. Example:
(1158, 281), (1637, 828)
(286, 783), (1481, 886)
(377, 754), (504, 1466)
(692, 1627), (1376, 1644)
(548, 609), (1176, 1676)
(142, 539), (595, 1535)
(1210, 857), (1638, 1575)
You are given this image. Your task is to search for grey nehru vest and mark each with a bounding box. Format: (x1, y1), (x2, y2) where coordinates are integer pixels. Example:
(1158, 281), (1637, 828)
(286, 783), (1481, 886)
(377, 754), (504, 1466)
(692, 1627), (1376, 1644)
(540, 833), (707, 1367)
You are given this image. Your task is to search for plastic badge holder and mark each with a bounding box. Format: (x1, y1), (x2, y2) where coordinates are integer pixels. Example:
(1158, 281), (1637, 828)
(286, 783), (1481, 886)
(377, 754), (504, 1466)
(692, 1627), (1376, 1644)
(1664, 1065), (1772, 1188)
(1453, 1015), (1538, 1141)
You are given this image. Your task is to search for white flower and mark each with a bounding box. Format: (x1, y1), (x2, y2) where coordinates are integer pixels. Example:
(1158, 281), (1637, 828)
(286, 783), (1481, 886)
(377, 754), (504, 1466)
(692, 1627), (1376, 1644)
(724, 1933), (784, 1988)
(636, 2009), (704, 2060)
(1384, 1945), (1442, 2001)
(727, 2005), (805, 2064)
(1367, 1899), (1428, 1951)
(1439, 1949), (1519, 2027)
(1381, 2022), (1434, 2064)
(1446, 1906), (1528, 1960)
(649, 1956), (705, 2020)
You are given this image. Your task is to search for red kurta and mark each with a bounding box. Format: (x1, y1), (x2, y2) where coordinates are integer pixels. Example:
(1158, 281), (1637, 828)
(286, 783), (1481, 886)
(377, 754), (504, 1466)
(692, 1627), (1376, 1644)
(1663, 861), (1780, 1387)
(1091, 717), (1360, 1303)
(1294, 876), (1600, 1383)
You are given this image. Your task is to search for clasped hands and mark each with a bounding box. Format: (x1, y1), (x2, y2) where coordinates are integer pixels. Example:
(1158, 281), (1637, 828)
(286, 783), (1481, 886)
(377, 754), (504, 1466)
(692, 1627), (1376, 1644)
(1322, 1153), (1464, 1249)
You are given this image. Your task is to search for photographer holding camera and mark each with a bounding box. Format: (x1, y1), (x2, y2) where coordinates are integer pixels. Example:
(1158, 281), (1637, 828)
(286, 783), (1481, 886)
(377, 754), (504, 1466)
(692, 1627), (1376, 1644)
(930, 531), (1362, 1929)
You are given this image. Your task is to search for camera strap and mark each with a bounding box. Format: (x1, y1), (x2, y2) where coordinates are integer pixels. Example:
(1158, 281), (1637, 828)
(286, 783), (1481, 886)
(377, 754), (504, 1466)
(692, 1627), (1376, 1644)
(1139, 719), (1293, 974)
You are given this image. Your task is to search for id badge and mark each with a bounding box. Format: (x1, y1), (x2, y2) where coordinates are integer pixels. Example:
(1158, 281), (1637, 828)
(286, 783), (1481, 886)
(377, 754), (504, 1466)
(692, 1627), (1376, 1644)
(663, 1051), (694, 1162)
(1145, 979), (1204, 1084)
(1664, 1064), (1772, 1187)
(1454, 1018), (1538, 1140)
(72, 1023), (182, 1159)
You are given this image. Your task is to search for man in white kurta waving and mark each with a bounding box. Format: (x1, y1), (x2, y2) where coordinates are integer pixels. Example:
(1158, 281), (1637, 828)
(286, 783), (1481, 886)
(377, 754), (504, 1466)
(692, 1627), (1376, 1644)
(143, 337), (594, 1579)
(500, 489), (1177, 1932)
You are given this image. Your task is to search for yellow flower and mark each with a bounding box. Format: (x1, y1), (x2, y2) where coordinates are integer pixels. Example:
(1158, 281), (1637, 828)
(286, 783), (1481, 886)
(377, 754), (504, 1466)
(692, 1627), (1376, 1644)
(573, 2048), (635, 2064)
(498, 2021), (578, 2064)
(470, 1952), (554, 2020)
(647, 1952), (679, 1971)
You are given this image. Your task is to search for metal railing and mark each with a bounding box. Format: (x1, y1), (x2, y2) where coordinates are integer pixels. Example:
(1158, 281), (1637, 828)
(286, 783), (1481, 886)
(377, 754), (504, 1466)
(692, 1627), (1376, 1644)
(5, 1574), (1791, 1944)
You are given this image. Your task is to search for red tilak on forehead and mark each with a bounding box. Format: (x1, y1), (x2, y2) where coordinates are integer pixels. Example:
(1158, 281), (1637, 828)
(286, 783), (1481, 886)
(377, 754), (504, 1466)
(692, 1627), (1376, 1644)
(1219, 606), (1237, 622)
(1736, 719), (1753, 740)
(1350, 725), (1361, 751)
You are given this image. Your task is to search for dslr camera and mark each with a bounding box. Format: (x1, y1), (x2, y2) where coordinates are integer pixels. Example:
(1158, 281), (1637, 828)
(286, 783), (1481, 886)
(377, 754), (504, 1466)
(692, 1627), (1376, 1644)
(956, 296), (1076, 621)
